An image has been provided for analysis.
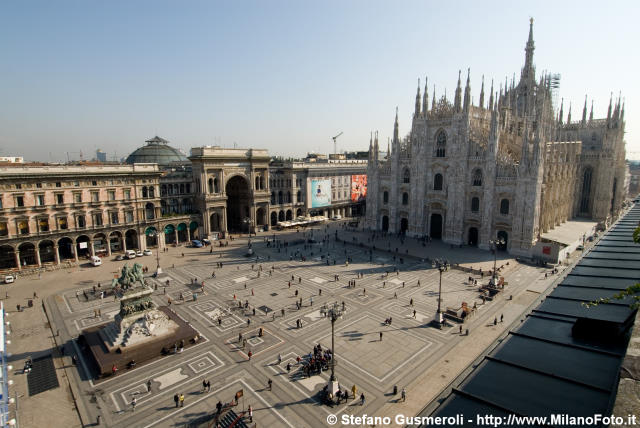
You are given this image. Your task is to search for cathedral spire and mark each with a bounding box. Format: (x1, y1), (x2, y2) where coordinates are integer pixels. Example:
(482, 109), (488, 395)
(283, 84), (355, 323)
(431, 85), (436, 111)
(414, 79), (421, 117)
(582, 95), (587, 125)
(522, 18), (536, 81)
(422, 77), (429, 117)
(567, 102), (572, 124)
(558, 98), (564, 124)
(607, 92), (613, 121)
(479, 75), (485, 109)
(589, 100), (594, 122)
(463, 68), (471, 111)
(454, 70), (463, 112)
(488, 78), (494, 110)
(374, 131), (379, 161)
(621, 99), (625, 122)
(393, 106), (399, 143)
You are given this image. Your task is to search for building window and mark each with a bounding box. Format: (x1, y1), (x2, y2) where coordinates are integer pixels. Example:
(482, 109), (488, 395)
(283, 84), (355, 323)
(297, 190), (302, 202)
(0, 222), (7, 236)
(55, 182), (61, 187)
(38, 218), (49, 232)
(383, 191), (389, 204)
(77, 215), (86, 228)
(16, 196), (24, 207)
(402, 192), (409, 205)
(110, 212), (119, 224)
(93, 212), (103, 226)
(500, 199), (510, 215)
(92, 180), (97, 186)
(472, 169), (483, 186)
(434, 174), (443, 190)
(125, 211), (134, 222)
(124, 189), (131, 200)
(149, 186), (155, 198)
(186, 183), (191, 193)
(91, 192), (99, 202)
(271, 192), (276, 204)
(436, 131), (447, 157)
(108, 190), (116, 201)
(58, 217), (68, 230)
(18, 220), (29, 234)
(36, 183), (42, 188)
(0, 196), (2, 209)
(471, 197), (480, 212)
(15, 184), (21, 189)
(36, 194), (45, 206)
(56, 193), (64, 204)
(74, 193), (82, 203)
(142, 187), (148, 198)
(403, 169), (410, 183)
(74, 181), (79, 187)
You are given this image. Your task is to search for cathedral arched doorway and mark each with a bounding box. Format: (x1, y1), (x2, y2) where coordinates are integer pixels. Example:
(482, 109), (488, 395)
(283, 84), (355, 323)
(579, 167), (593, 216)
(468, 227), (478, 246)
(0, 245), (16, 269)
(382, 216), (389, 232)
(256, 208), (266, 226)
(270, 212), (277, 226)
(430, 214), (443, 239)
(225, 176), (251, 232)
(210, 213), (220, 232)
(497, 231), (508, 251)
(400, 218), (408, 234)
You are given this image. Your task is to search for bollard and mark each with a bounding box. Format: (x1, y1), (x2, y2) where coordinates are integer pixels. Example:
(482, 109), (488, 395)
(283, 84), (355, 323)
(97, 415), (102, 425)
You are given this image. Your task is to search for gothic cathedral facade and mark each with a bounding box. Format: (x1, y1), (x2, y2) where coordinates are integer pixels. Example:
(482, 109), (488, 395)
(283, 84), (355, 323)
(365, 20), (627, 256)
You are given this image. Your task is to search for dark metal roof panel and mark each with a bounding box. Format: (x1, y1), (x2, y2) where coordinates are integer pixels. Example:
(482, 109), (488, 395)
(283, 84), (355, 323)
(535, 297), (634, 323)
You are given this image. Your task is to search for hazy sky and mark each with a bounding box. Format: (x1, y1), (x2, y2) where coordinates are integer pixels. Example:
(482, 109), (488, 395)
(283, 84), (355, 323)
(1, 0), (638, 162)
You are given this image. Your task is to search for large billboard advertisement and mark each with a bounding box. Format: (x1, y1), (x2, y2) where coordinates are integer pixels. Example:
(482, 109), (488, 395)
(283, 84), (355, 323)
(310, 179), (332, 208)
(351, 175), (367, 202)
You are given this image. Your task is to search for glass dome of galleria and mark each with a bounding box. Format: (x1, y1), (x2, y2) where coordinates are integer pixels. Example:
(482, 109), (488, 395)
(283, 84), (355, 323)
(125, 136), (188, 166)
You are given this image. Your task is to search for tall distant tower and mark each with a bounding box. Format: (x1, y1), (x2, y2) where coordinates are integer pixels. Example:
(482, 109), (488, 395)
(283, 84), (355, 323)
(96, 149), (107, 162)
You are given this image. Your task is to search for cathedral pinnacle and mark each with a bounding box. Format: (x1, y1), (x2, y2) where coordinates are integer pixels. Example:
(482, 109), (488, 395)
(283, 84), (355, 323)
(607, 92), (613, 121)
(488, 78), (494, 111)
(432, 85), (436, 111)
(393, 106), (399, 143)
(415, 78), (421, 117)
(454, 70), (462, 112)
(558, 98), (564, 124)
(463, 68), (471, 111)
(582, 95), (587, 125)
(589, 100), (594, 122)
(567, 102), (572, 124)
(479, 75), (485, 109)
(422, 77), (429, 117)
(522, 18), (535, 81)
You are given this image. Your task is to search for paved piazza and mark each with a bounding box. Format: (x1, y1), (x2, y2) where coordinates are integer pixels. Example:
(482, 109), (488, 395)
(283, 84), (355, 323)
(45, 224), (552, 427)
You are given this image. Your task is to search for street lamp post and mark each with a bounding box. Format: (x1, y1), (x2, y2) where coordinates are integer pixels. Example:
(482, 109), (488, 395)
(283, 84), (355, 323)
(327, 302), (343, 395)
(147, 230), (162, 276)
(488, 238), (505, 286)
(243, 217), (254, 237)
(431, 258), (449, 326)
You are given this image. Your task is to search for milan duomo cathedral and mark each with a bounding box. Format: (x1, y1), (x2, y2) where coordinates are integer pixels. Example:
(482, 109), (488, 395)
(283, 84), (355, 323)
(365, 19), (627, 256)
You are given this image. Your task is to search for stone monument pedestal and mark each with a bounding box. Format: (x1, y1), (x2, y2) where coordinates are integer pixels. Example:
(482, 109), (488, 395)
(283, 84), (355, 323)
(80, 282), (199, 377)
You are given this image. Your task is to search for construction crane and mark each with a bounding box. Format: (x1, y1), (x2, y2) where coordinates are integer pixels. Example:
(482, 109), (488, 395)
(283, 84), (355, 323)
(332, 132), (343, 155)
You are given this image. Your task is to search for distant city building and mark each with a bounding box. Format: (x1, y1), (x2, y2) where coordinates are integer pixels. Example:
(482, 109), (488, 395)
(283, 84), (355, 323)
(0, 157), (24, 164)
(96, 149), (107, 162)
(366, 20), (627, 257)
(627, 161), (640, 197)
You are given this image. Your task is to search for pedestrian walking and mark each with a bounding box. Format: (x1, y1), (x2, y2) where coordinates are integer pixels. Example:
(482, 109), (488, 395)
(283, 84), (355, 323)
(202, 379), (207, 392)
(277, 353), (282, 365)
(401, 387), (406, 402)
(248, 351), (252, 360)
(379, 331), (383, 341)
(500, 314), (504, 323)
(267, 379), (272, 391)
(147, 379), (152, 392)
(413, 309), (417, 318)
(179, 393), (185, 407)
(360, 393), (365, 406)
(351, 384), (357, 399)
(493, 317), (497, 326)
(248, 405), (253, 422)
(131, 396), (137, 411)
(206, 380), (211, 392)
(174, 394), (179, 408)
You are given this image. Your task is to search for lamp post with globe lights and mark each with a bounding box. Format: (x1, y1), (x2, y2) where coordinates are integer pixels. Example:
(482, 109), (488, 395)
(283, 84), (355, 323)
(326, 302), (343, 395)
(489, 237), (505, 286)
(431, 258), (450, 327)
